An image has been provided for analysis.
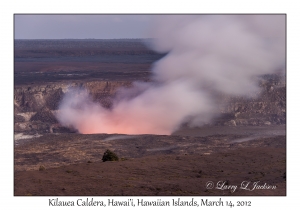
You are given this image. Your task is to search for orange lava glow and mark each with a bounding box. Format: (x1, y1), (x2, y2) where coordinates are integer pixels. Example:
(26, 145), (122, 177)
(78, 122), (172, 135)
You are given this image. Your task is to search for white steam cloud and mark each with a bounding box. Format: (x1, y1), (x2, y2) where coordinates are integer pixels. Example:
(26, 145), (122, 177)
(56, 15), (285, 135)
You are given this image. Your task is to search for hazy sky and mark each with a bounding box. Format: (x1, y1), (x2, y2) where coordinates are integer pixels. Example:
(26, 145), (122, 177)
(14, 14), (154, 39)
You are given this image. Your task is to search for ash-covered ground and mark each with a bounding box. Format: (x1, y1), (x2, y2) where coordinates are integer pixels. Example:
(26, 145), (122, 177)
(14, 126), (286, 196)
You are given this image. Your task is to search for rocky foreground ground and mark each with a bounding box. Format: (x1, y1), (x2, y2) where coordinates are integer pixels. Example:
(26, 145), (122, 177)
(14, 126), (286, 196)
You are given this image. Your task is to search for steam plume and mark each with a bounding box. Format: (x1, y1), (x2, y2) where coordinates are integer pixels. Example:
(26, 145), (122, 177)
(57, 15), (285, 135)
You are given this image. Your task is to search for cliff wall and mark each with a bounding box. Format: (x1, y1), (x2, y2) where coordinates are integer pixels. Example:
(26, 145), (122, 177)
(14, 76), (286, 134)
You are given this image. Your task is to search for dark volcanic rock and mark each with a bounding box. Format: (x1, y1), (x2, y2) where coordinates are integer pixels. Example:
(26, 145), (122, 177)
(14, 114), (25, 123)
(45, 88), (64, 110)
(30, 107), (58, 123)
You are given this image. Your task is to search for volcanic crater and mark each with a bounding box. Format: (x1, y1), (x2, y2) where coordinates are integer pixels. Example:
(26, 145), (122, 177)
(14, 39), (286, 196)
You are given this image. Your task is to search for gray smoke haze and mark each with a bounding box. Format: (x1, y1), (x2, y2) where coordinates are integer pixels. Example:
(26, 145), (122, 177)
(56, 15), (285, 135)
